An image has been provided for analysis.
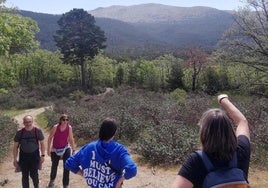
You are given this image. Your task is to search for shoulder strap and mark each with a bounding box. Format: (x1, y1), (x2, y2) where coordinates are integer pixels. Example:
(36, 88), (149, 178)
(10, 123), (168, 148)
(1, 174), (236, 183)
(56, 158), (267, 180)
(34, 126), (38, 140)
(20, 127), (25, 140)
(20, 127), (38, 140)
(228, 152), (237, 168)
(196, 150), (215, 172)
(196, 150), (238, 172)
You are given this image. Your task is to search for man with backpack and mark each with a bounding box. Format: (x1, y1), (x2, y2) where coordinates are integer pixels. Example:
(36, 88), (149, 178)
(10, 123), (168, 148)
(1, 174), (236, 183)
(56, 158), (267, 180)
(13, 115), (45, 188)
(171, 94), (250, 188)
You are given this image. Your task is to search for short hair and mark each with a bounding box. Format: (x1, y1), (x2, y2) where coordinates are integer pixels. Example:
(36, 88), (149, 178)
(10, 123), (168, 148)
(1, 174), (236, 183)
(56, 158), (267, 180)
(99, 118), (117, 141)
(23, 115), (33, 123)
(199, 108), (237, 160)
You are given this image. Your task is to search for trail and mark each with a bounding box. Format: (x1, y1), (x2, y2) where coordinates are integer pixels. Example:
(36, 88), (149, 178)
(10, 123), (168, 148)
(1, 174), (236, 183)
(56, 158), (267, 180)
(0, 107), (86, 188)
(0, 107), (267, 188)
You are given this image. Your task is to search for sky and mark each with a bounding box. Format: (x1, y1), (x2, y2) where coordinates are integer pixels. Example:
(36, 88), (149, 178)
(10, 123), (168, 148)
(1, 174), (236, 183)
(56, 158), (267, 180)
(6, 0), (246, 15)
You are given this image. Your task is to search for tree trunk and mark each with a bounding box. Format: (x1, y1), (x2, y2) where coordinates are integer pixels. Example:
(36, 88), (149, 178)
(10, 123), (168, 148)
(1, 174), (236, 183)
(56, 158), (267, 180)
(192, 73), (196, 91)
(80, 59), (87, 91)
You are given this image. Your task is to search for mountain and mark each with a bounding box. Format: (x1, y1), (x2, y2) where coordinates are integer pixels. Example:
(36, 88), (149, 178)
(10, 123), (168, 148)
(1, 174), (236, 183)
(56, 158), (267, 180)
(18, 4), (235, 57)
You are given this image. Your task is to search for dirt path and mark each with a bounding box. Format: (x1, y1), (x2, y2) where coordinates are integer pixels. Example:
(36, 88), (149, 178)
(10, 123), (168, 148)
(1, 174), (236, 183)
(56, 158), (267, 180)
(0, 107), (267, 188)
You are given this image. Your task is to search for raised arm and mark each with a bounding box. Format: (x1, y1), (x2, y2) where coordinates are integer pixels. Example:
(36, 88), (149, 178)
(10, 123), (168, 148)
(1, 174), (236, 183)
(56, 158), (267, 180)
(217, 94), (249, 140)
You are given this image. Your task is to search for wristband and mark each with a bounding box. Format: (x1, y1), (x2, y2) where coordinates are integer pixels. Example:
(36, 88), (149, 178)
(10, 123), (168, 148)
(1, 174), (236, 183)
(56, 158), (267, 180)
(219, 96), (228, 104)
(41, 154), (45, 157)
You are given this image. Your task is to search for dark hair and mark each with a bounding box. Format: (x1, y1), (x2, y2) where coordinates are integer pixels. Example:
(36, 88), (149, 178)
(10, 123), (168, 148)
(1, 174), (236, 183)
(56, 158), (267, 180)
(199, 108), (237, 160)
(59, 114), (68, 124)
(99, 118), (117, 141)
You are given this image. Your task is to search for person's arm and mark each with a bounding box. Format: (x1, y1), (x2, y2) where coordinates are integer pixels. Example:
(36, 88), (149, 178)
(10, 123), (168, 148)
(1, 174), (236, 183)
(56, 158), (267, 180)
(217, 94), (249, 140)
(68, 126), (76, 154)
(65, 151), (82, 174)
(170, 175), (193, 188)
(118, 147), (137, 182)
(115, 151), (137, 188)
(47, 126), (56, 156)
(39, 139), (45, 163)
(115, 176), (125, 188)
(13, 141), (19, 168)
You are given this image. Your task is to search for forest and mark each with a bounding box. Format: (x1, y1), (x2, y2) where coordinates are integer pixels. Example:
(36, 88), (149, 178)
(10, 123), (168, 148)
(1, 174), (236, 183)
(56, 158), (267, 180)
(0, 0), (267, 171)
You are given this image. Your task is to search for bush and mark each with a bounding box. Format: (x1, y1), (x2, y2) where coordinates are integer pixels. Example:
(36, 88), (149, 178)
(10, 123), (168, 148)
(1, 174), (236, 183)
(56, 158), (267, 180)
(42, 88), (268, 167)
(170, 88), (187, 105)
(138, 120), (198, 165)
(0, 115), (18, 162)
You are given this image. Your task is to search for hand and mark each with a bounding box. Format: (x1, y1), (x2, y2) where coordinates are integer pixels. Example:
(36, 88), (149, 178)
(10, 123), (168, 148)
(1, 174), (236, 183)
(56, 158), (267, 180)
(47, 149), (51, 156)
(76, 169), (83, 176)
(40, 156), (45, 163)
(115, 177), (125, 188)
(13, 160), (19, 168)
(72, 150), (76, 155)
(217, 94), (228, 104)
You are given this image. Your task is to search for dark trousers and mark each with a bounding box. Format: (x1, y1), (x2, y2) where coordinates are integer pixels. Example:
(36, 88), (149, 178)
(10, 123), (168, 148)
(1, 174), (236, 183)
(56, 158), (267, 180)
(50, 148), (70, 186)
(19, 150), (40, 188)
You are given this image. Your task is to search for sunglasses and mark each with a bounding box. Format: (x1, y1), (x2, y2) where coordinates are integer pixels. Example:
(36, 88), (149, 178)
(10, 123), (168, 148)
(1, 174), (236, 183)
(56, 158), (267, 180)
(62, 119), (68, 121)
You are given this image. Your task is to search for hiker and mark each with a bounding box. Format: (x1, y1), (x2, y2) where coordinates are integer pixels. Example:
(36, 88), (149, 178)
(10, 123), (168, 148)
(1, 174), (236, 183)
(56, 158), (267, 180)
(13, 115), (45, 188)
(65, 117), (137, 188)
(47, 114), (76, 188)
(171, 94), (250, 188)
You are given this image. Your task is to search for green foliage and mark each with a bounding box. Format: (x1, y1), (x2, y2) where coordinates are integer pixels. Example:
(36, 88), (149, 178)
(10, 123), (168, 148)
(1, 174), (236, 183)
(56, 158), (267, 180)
(136, 60), (161, 91)
(9, 50), (74, 87)
(0, 12), (39, 56)
(202, 66), (230, 95)
(138, 121), (197, 165)
(89, 55), (116, 89)
(114, 64), (125, 86)
(54, 8), (107, 90)
(0, 57), (17, 88)
(0, 87), (45, 110)
(152, 54), (181, 90)
(44, 89), (212, 165)
(0, 114), (18, 162)
(170, 88), (187, 105)
(166, 60), (185, 91)
(216, 0), (268, 79)
(69, 90), (85, 101)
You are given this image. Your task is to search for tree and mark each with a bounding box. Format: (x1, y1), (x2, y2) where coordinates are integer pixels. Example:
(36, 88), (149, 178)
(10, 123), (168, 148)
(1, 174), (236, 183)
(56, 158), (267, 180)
(216, 0), (268, 76)
(167, 61), (185, 91)
(0, 11), (39, 56)
(54, 8), (106, 91)
(183, 46), (208, 91)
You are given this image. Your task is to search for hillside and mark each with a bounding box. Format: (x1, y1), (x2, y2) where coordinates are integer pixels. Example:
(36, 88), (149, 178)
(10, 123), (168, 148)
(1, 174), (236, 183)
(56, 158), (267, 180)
(18, 4), (235, 57)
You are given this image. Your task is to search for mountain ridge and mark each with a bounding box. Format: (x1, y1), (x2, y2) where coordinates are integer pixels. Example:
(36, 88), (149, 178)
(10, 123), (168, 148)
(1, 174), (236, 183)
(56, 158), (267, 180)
(18, 4), (235, 57)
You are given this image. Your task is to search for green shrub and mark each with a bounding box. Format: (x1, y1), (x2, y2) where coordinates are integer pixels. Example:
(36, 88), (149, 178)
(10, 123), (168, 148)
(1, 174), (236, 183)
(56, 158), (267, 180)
(170, 88), (187, 105)
(0, 115), (18, 162)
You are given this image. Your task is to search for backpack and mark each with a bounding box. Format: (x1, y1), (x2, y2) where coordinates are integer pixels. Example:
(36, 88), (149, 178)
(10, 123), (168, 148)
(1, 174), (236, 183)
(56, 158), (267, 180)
(196, 151), (250, 188)
(19, 126), (38, 143)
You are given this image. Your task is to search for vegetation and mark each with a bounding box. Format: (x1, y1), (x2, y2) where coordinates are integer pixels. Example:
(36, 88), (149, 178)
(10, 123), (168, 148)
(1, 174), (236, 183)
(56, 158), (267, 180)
(0, 10), (39, 56)
(0, 0), (267, 170)
(0, 114), (18, 162)
(54, 8), (106, 91)
(216, 0), (268, 84)
(39, 89), (267, 167)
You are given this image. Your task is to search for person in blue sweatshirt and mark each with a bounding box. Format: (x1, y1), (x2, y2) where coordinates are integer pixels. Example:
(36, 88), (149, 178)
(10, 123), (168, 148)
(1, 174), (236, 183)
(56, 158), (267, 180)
(65, 117), (137, 188)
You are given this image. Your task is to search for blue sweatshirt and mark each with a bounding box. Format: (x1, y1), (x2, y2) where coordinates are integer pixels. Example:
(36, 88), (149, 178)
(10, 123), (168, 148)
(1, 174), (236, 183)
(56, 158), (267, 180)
(65, 140), (137, 188)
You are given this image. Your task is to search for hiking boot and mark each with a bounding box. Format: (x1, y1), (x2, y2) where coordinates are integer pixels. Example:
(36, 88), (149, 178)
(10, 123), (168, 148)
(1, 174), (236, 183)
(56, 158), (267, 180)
(47, 180), (55, 188)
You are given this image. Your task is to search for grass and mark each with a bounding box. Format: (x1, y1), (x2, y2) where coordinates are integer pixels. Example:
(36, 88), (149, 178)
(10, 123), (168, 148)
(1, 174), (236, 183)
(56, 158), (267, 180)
(0, 109), (25, 117)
